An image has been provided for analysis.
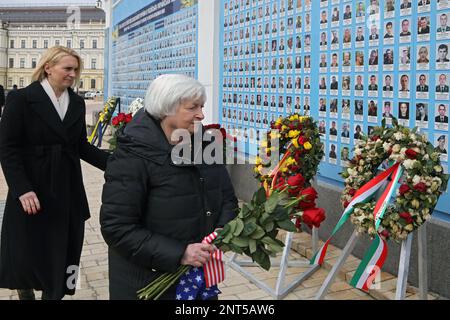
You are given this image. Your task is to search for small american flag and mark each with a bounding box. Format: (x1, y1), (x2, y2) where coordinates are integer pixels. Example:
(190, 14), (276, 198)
(202, 232), (225, 288)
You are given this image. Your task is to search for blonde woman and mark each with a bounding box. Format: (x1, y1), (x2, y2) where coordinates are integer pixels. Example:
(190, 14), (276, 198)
(0, 46), (109, 299)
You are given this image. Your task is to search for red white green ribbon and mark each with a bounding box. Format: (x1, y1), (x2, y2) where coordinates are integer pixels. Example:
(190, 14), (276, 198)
(310, 162), (401, 266)
(350, 164), (403, 290)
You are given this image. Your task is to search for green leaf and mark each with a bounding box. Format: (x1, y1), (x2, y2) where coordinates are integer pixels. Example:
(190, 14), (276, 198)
(242, 222), (257, 236)
(272, 205), (289, 221)
(261, 236), (284, 253)
(253, 250), (271, 271)
(264, 221), (275, 232)
(250, 226), (266, 239)
(231, 236), (250, 248)
(252, 187), (267, 205)
(233, 219), (245, 236)
(277, 219), (297, 232)
(228, 243), (243, 254)
(381, 118), (386, 128)
(249, 239), (257, 254)
(259, 212), (271, 225)
(264, 192), (279, 213)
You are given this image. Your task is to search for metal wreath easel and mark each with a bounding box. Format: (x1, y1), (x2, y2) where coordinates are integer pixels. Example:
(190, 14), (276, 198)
(314, 224), (429, 300)
(227, 227), (321, 299)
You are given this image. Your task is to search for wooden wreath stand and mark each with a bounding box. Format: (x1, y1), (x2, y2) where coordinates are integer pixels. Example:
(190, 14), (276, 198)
(227, 226), (321, 299)
(315, 224), (429, 300)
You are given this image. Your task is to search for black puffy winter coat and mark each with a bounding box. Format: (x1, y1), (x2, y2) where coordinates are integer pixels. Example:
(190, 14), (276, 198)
(100, 109), (238, 300)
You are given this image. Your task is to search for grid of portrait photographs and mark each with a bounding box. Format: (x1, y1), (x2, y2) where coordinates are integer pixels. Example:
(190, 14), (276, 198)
(317, 0), (449, 173)
(219, 0), (313, 152)
(219, 0), (448, 212)
(111, 5), (198, 109)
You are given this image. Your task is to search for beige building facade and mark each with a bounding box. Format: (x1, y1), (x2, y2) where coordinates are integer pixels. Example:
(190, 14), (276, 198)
(0, 5), (105, 93)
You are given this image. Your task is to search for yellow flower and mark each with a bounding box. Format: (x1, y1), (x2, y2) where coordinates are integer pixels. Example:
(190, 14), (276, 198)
(282, 125), (288, 131)
(304, 142), (312, 150)
(255, 156), (263, 165)
(286, 157), (297, 166)
(288, 130), (300, 138)
(281, 167), (288, 173)
(291, 138), (299, 148)
(289, 114), (299, 121)
(275, 118), (283, 126)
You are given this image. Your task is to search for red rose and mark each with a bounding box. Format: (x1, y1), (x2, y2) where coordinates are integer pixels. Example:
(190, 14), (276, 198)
(348, 188), (356, 196)
(289, 165), (300, 172)
(405, 149), (418, 159)
(343, 201), (350, 208)
(117, 112), (126, 123)
(125, 113), (133, 123)
(287, 174), (305, 188)
(298, 188), (318, 209)
(380, 230), (390, 239)
(289, 124), (296, 130)
(272, 176), (287, 192)
(371, 135), (380, 141)
(413, 182), (427, 193)
(112, 117), (119, 126)
(302, 208), (326, 228)
(399, 212), (414, 224)
(297, 136), (307, 145)
(399, 184), (410, 195)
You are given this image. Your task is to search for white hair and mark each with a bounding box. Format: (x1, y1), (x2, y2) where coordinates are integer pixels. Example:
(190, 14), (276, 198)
(144, 74), (206, 119)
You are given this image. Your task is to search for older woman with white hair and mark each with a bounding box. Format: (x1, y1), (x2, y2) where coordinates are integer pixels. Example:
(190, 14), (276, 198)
(100, 74), (238, 300)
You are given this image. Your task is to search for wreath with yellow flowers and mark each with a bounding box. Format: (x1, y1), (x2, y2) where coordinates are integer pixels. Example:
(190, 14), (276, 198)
(254, 114), (326, 230)
(341, 119), (449, 242)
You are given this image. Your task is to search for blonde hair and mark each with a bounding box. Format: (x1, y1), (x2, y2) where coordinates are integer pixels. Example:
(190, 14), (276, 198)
(32, 46), (83, 85)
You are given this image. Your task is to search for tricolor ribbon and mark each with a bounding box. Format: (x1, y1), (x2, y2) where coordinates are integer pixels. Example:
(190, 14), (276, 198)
(350, 163), (403, 290)
(263, 143), (293, 196)
(202, 232), (225, 288)
(310, 162), (401, 276)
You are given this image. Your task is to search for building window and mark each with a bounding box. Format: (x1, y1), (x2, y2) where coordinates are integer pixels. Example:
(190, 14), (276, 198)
(92, 39), (97, 49)
(10, 40), (14, 48)
(8, 78), (12, 87)
(19, 78), (24, 87)
(91, 58), (97, 69)
(80, 39), (84, 49)
(32, 40), (37, 49)
(31, 58), (37, 69)
(55, 40), (60, 46)
(91, 79), (96, 89)
(9, 58), (14, 68)
(20, 58), (25, 69)
(44, 40), (48, 48)
(21, 40), (26, 48)
(67, 40), (71, 48)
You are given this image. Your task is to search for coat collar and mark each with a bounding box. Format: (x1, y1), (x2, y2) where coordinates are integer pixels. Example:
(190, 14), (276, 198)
(26, 81), (84, 141)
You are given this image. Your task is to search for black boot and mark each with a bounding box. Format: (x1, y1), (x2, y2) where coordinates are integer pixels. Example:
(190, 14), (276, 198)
(17, 289), (35, 300)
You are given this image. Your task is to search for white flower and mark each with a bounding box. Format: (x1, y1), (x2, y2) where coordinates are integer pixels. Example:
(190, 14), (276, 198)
(400, 148), (407, 156)
(410, 133), (417, 141)
(383, 142), (391, 152)
(412, 175), (422, 185)
(434, 165), (443, 173)
(394, 132), (404, 141)
(354, 148), (362, 156)
(403, 159), (417, 170)
(128, 98), (144, 116)
(392, 144), (401, 153)
(423, 154), (429, 161)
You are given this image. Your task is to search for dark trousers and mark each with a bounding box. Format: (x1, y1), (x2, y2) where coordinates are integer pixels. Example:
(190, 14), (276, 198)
(17, 289), (54, 300)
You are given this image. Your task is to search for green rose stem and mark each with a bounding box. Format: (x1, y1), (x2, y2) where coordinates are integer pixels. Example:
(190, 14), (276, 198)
(137, 191), (306, 300)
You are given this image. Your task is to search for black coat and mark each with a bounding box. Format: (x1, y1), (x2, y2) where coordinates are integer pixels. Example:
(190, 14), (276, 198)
(100, 109), (238, 300)
(0, 81), (108, 299)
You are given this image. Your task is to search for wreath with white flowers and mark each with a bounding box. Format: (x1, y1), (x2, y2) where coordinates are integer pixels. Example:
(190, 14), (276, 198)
(341, 119), (449, 242)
